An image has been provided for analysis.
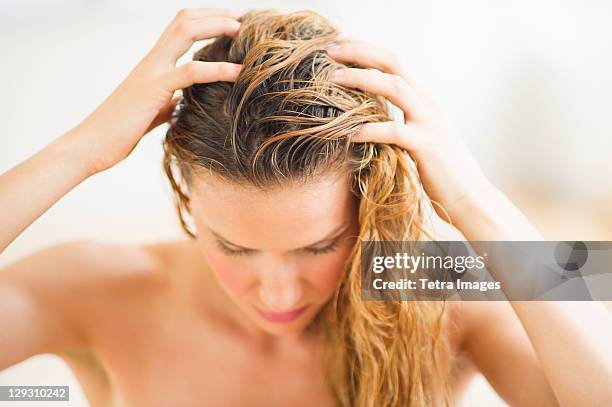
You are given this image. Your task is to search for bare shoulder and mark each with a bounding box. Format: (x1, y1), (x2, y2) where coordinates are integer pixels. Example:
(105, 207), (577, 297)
(0, 240), (165, 369)
(445, 300), (524, 356)
(0, 239), (170, 326)
(1, 240), (166, 302)
(449, 300), (523, 347)
(443, 301), (528, 403)
(139, 238), (203, 272)
(446, 300), (557, 406)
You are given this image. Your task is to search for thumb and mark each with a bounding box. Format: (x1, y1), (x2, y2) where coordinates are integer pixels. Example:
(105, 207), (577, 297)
(146, 95), (183, 134)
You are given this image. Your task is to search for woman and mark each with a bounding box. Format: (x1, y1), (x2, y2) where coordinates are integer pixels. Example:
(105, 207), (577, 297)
(1, 7), (611, 407)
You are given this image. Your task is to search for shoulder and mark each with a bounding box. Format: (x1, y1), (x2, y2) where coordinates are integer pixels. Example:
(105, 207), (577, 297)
(1, 240), (162, 302)
(2, 240), (159, 279)
(450, 300), (524, 348)
(1, 238), (201, 340)
(447, 300), (526, 357)
(448, 301), (557, 406)
(139, 238), (202, 272)
(0, 239), (170, 326)
(4, 240), (168, 309)
(0, 240), (165, 368)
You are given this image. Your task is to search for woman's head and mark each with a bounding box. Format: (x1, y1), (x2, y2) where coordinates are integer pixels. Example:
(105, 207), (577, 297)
(164, 9), (383, 334)
(164, 8), (453, 406)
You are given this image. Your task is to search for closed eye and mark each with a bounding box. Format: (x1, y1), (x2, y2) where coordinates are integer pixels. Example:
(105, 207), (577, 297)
(303, 241), (339, 255)
(214, 239), (340, 257)
(214, 239), (253, 256)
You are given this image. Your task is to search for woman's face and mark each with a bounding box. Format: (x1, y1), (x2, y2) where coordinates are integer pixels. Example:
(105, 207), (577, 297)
(188, 172), (359, 337)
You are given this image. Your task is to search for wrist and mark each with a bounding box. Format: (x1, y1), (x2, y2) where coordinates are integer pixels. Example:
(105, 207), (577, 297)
(448, 179), (499, 220)
(451, 183), (543, 241)
(52, 126), (100, 180)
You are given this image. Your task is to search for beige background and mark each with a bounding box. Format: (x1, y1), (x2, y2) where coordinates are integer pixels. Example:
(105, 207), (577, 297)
(1, 0), (612, 405)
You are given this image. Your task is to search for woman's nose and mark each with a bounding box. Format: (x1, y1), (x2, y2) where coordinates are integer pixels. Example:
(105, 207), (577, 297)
(258, 257), (302, 311)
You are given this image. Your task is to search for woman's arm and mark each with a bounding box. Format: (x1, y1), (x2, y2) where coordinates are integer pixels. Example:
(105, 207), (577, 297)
(0, 7), (244, 255)
(455, 188), (612, 406)
(0, 130), (92, 255)
(326, 39), (612, 406)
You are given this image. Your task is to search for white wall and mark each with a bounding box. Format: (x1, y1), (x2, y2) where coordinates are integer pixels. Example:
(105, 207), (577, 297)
(2, 1), (612, 406)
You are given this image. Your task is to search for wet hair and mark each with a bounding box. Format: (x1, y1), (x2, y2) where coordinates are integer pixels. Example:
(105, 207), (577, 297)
(163, 8), (454, 407)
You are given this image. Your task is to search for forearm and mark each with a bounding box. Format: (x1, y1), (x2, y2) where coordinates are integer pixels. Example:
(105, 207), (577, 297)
(451, 185), (543, 242)
(0, 128), (93, 254)
(455, 187), (612, 406)
(510, 301), (612, 406)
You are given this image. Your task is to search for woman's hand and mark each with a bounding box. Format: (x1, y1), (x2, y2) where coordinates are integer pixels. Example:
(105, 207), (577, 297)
(326, 39), (493, 225)
(0, 8), (245, 254)
(326, 42), (612, 407)
(327, 38), (543, 241)
(74, 8), (244, 176)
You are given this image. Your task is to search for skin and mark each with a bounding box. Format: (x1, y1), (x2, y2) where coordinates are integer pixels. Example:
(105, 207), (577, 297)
(1, 7), (612, 407)
(187, 173), (360, 339)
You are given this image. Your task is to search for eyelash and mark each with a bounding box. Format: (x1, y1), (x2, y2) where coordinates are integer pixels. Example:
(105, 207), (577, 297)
(214, 239), (339, 257)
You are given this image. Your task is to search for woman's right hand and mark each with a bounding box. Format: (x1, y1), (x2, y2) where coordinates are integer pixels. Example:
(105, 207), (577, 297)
(72, 8), (244, 176)
(0, 8), (244, 254)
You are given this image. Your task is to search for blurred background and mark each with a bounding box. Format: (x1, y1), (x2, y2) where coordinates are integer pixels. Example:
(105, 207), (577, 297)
(1, 0), (611, 406)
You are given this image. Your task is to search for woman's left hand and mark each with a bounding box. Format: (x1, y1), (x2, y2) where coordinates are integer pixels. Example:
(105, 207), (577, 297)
(328, 41), (612, 407)
(326, 39), (494, 224)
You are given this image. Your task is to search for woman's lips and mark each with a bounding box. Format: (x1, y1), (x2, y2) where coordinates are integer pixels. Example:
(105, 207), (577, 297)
(254, 305), (310, 323)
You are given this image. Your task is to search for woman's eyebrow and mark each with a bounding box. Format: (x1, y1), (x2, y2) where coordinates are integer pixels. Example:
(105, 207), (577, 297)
(209, 221), (350, 251)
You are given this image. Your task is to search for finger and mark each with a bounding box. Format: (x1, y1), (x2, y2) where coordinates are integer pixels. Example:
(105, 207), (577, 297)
(146, 95), (183, 133)
(163, 61), (242, 90)
(172, 8), (244, 21)
(326, 39), (438, 113)
(156, 8), (243, 51)
(155, 16), (241, 66)
(330, 68), (429, 122)
(351, 121), (426, 154)
(326, 39), (412, 82)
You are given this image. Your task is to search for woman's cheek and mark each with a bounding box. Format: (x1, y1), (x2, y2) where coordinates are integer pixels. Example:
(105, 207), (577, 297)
(201, 245), (254, 295)
(308, 250), (351, 294)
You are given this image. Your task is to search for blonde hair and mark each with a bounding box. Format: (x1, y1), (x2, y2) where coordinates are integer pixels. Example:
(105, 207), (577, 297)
(163, 8), (454, 406)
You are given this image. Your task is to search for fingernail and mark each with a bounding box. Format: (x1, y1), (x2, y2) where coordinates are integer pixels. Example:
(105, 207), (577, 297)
(330, 69), (344, 80)
(233, 64), (243, 74)
(350, 131), (364, 142)
(327, 44), (341, 54)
